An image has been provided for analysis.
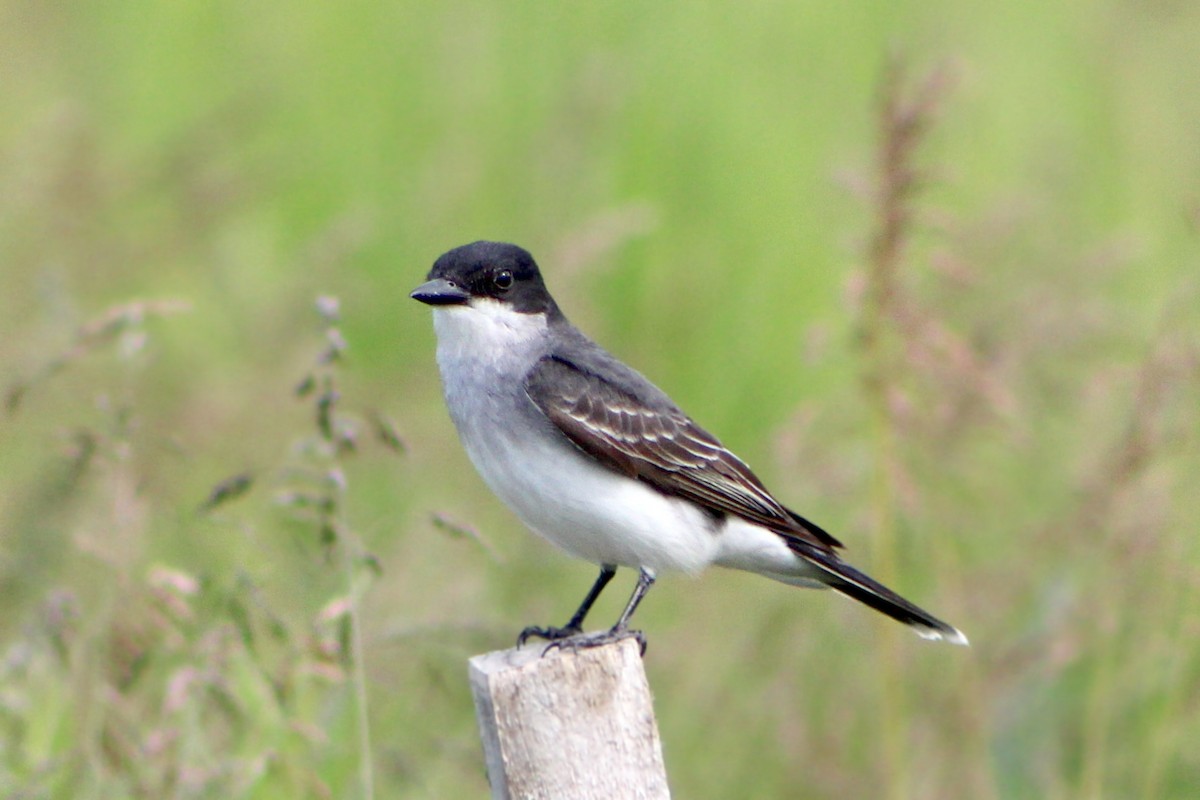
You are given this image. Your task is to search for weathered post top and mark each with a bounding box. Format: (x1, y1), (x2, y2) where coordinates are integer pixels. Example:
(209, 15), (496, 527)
(469, 638), (671, 800)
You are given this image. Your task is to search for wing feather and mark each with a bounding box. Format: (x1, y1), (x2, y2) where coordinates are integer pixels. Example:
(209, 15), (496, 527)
(524, 355), (841, 550)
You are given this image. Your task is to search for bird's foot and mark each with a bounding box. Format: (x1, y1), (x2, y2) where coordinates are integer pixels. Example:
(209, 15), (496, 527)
(516, 624), (582, 648)
(540, 626), (647, 658)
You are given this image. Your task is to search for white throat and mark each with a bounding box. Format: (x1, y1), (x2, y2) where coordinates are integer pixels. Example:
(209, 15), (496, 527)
(431, 298), (549, 369)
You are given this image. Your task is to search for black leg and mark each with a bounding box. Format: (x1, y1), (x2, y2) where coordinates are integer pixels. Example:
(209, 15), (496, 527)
(611, 568), (656, 632)
(544, 567), (657, 657)
(518, 565), (617, 647)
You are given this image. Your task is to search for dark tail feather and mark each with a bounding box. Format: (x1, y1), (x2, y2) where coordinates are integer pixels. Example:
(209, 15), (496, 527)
(797, 545), (968, 645)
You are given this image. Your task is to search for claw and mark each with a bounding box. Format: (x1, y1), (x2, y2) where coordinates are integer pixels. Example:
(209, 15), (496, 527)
(539, 627), (647, 657)
(517, 624), (582, 648)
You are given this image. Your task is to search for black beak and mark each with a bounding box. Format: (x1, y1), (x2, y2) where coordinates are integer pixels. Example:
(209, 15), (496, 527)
(410, 278), (470, 306)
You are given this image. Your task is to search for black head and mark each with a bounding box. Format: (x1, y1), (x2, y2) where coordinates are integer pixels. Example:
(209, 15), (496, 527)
(410, 241), (560, 317)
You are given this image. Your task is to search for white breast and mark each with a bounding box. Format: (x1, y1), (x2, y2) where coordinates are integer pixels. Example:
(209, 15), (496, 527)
(430, 302), (722, 574)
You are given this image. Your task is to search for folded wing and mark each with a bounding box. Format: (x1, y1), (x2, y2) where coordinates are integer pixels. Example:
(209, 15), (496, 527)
(524, 355), (842, 552)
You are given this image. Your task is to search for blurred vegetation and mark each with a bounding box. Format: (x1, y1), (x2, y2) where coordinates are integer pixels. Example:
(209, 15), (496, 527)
(2, 2), (1199, 798)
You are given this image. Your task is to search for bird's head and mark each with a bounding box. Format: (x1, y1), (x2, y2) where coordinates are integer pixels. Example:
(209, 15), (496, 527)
(411, 241), (558, 318)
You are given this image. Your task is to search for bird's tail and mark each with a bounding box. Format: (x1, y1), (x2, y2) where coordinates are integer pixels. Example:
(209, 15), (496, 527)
(796, 544), (969, 646)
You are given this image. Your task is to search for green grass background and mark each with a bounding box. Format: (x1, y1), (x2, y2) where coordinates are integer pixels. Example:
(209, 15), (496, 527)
(2, 2), (1199, 798)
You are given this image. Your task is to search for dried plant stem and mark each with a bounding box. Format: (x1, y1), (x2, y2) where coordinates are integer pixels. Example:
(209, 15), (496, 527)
(865, 409), (908, 800)
(77, 435), (144, 793)
(1080, 626), (1116, 800)
(1072, 325), (1197, 799)
(341, 524), (376, 800)
(1138, 574), (1196, 799)
(859, 58), (950, 800)
(302, 297), (377, 800)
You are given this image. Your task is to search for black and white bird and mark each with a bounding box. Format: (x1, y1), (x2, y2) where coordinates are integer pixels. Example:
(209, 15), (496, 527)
(412, 241), (967, 651)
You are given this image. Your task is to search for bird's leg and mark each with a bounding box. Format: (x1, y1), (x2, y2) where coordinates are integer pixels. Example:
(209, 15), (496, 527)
(611, 567), (655, 633)
(518, 565), (616, 646)
(544, 568), (657, 656)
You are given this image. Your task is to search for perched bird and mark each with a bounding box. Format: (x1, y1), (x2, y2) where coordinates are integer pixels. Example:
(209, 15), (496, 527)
(412, 241), (967, 651)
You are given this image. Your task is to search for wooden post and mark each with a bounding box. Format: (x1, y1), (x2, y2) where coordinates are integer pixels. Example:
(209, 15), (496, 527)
(468, 638), (671, 800)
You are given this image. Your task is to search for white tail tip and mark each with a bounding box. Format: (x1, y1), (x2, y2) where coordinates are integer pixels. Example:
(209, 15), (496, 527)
(914, 624), (970, 646)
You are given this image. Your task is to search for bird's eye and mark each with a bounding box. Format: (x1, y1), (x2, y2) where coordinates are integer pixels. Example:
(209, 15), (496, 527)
(494, 270), (514, 290)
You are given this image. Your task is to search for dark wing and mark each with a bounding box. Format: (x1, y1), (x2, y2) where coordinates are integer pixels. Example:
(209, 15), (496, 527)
(524, 354), (841, 551)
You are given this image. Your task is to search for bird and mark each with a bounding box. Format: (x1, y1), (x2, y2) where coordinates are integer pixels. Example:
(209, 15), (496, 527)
(411, 240), (967, 652)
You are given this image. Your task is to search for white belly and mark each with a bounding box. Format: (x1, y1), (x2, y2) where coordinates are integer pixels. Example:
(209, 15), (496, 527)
(459, 412), (721, 573)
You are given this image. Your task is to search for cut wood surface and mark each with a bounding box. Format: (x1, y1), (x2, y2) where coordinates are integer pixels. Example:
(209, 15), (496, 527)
(469, 637), (670, 800)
